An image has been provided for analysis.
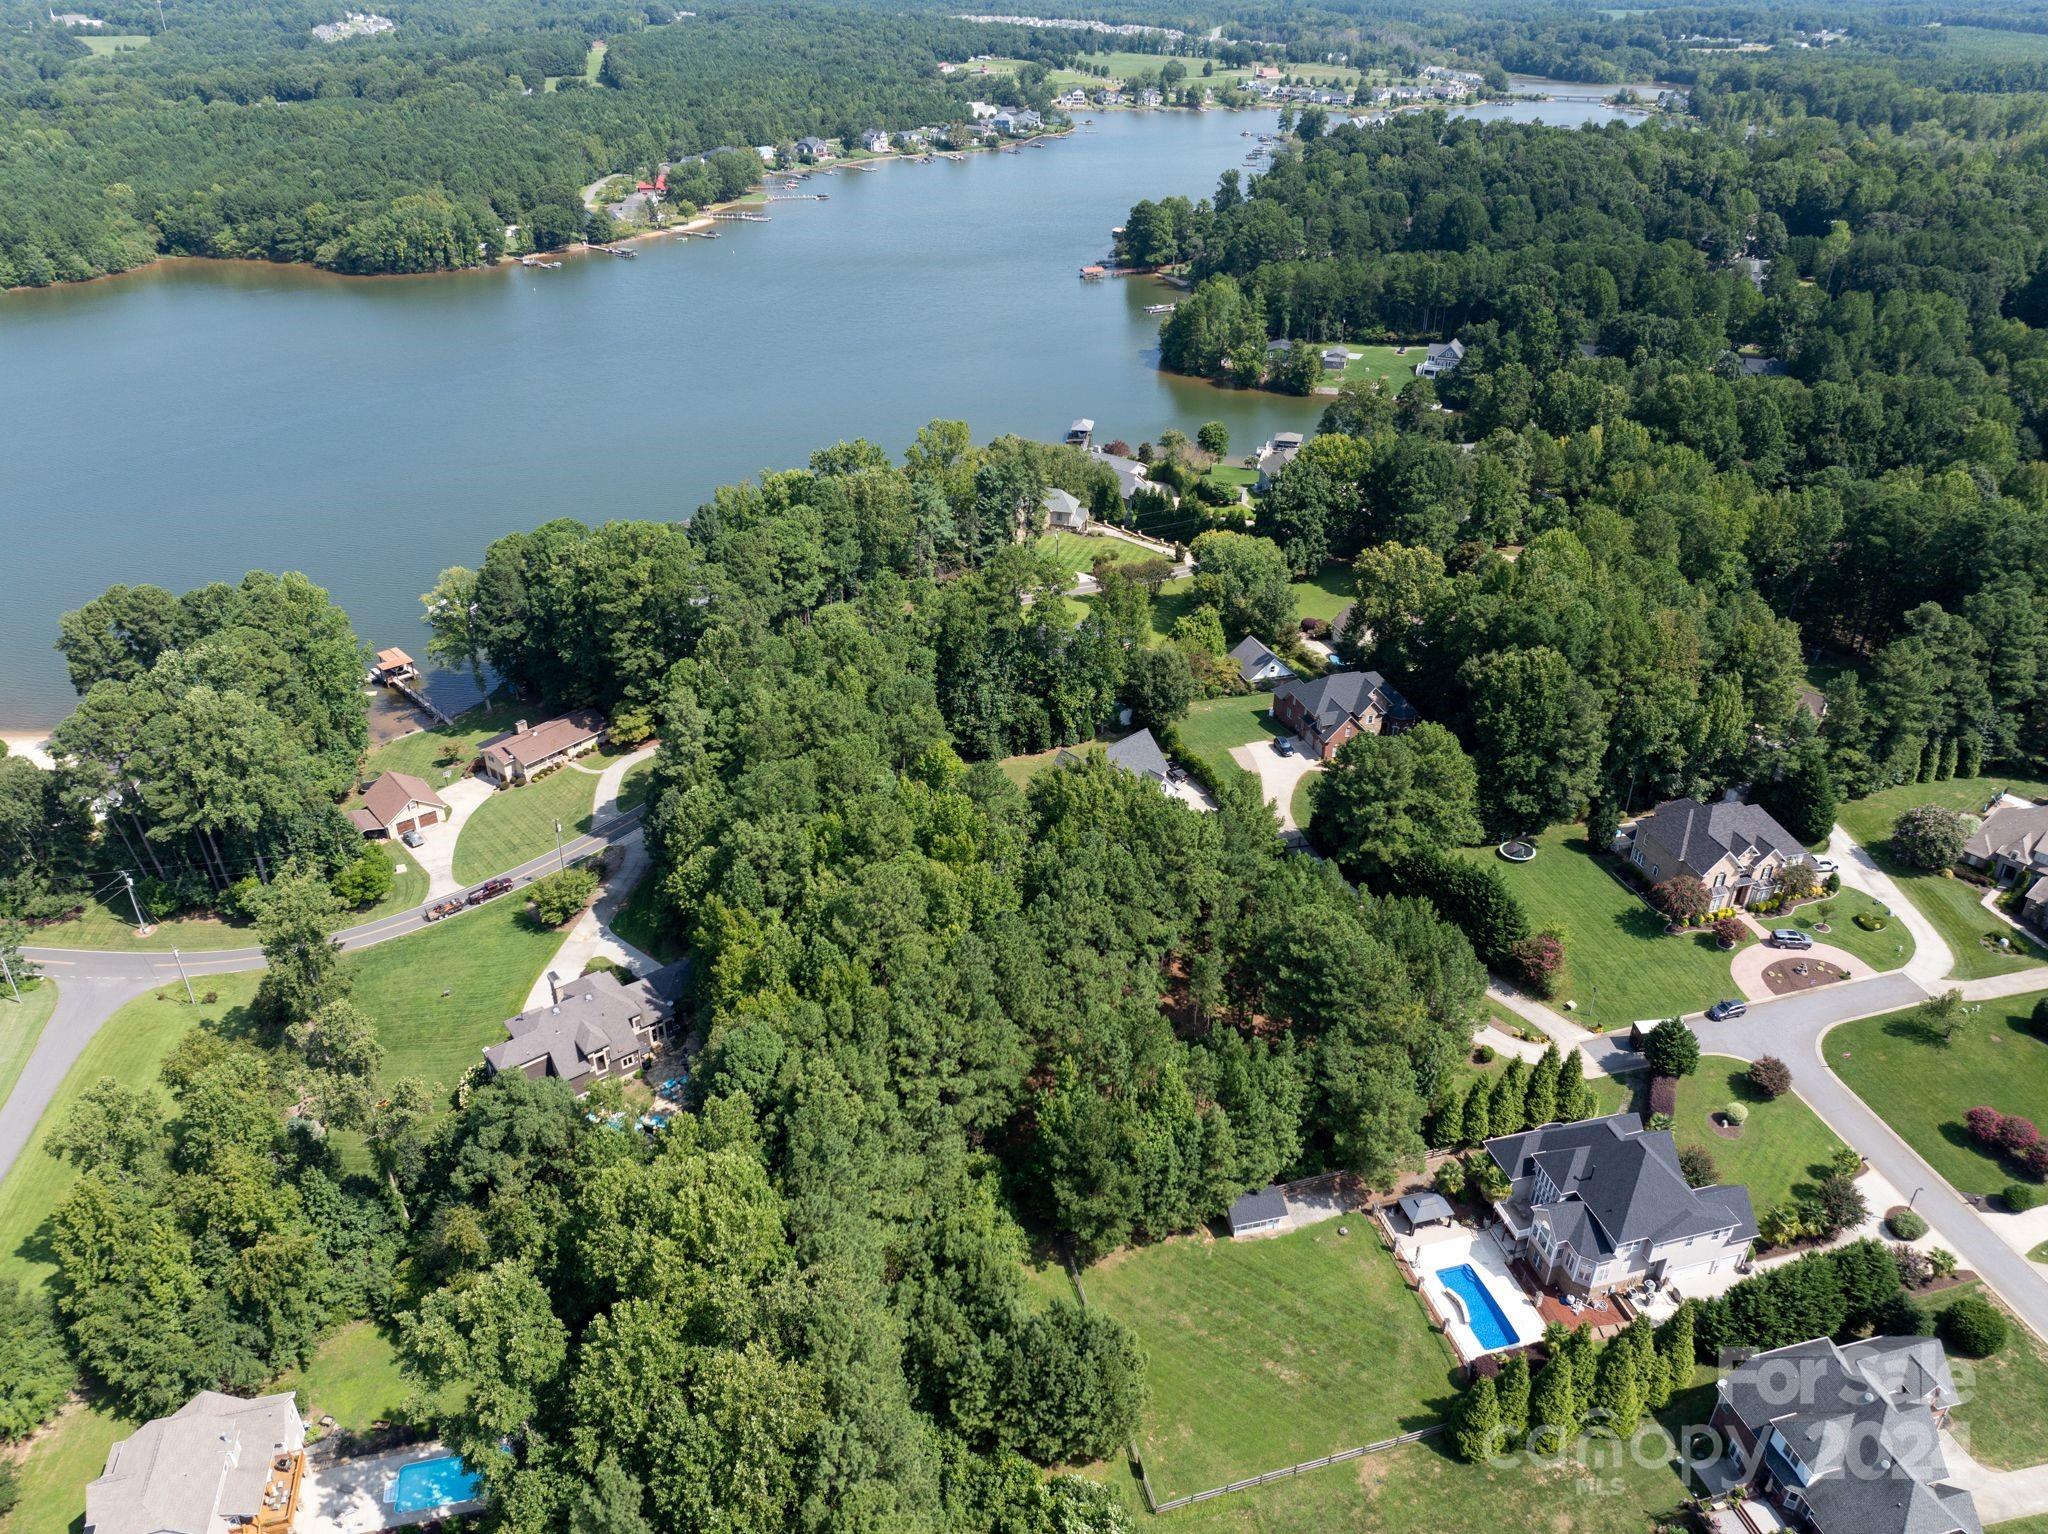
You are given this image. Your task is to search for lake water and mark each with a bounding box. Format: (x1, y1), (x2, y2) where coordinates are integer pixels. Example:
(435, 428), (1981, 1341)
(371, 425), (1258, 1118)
(0, 96), (1637, 726)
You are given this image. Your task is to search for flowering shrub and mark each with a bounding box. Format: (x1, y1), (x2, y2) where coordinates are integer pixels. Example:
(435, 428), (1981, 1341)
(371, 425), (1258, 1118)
(1966, 1106), (2007, 1146)
(1712, 916), (1748, 947)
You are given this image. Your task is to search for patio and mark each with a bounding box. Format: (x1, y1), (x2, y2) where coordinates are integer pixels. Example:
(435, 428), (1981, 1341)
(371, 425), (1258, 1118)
(297, 1441), (485, 1534)
(1505, 1255), (1633, 1334)
(1391, 1220), (1547, 1362)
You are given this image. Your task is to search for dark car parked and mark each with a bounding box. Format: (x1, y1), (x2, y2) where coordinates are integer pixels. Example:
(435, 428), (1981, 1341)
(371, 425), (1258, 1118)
(1705, 999), (1749, 1021)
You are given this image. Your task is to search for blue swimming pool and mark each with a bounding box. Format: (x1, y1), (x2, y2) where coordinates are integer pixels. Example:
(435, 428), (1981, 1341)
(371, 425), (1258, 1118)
(392, 1454), (481, 1514)
(1437, 1263), (1518, 1351)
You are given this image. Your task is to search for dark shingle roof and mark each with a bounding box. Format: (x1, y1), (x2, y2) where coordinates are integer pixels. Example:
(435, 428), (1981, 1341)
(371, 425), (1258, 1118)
(483, 959), (688, 1082)
(1486, 1112), (1757, 1252)
(1227, 1185), (1288, 1232)
(1227, 634), (1287, 684)
(1272, 669), (1415, 741)
(1636, 796), (1804, 872)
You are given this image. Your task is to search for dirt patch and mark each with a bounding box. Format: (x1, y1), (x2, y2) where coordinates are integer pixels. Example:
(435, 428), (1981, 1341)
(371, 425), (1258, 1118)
(1761, 956), (1851, 995)
(1709, 1113), (1746, 1140)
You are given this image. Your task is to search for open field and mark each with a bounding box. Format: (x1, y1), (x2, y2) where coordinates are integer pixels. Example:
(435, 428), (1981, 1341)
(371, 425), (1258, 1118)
(1828, 992), (2048, 1199)
(1337, 345), (1409, 389)
(1928, 1283), (2048, 1471)
(0, 982), (57, 1116)
(1778, 887), (1912, 973)
(1174, 693), (1281, 780)
(1462, 824), (1737, 1029)
(342, 894), (562, 1093)
(451, 765), (596, 884)
(26, 892), (257, 952)
(1080, 1223), (1455, 1501)
(361, 698), (524, 789)
(1835, 775), (2048, 981)
(1671, 1061), (1849, 1216)
(79, 32), (150, 52)
(1934, 23), (2048, 59)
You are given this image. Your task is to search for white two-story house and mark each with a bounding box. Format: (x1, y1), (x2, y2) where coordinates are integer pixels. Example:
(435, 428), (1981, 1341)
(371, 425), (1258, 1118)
(1484, 1112), (1756, 1298)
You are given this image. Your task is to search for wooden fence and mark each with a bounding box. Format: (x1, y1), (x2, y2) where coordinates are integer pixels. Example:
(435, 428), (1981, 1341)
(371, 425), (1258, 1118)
(1147, 1427), (1444, 1512)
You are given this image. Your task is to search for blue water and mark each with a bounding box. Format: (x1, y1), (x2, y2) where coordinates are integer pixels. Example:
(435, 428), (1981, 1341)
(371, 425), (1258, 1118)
(392, 1455), (481, 1513)
(1438, 1263), (1518, 1351)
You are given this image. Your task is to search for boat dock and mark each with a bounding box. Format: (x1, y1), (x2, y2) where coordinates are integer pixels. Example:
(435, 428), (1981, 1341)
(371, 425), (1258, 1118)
(766, 194), (828, 202)
(1144, 302), (1177, 315)
(710, 211), (772, 222)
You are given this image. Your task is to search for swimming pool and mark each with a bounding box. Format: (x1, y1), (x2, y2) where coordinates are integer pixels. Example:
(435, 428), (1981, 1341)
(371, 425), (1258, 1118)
(392, 1454), (481, 1514)
(1437, 1263), (1519, 1351)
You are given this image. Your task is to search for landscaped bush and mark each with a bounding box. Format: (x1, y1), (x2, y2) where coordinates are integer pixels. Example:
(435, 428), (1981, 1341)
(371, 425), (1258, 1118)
(1650, 874), (1710, 923)
(1724, 1101), (1749, 1126)
(331, 849), (395, 908)
(1678, 1144), (1719, 1188)
(1748, 1056), (1792, 1099)
(1891, 804), (1971, 870)
(1434, 1157), (1467, 1198)
(1643, 1018), (1701, 1079)
(1693, 1241), (1902, 1358)
(1648, 1075), (1678, 1117)
(1893, 1244), (1933, 1287)
(1941, 1293), (2008, 1357)
(1712, 916), (1747, 947)
(1473, 1043), (1496, 1064)
(528, 865), (599, 928)
(1886, 1209), (1928, 1241)
(1509, 930), (1566, 997)
(1854, 911), (1887, 931)
(2005, 1182), (2045, 1213)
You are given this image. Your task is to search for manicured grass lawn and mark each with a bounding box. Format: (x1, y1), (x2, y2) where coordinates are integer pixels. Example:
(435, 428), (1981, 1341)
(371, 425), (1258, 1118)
(362, 698), (526, 789)
(80, 32), (150, 51)
(1289, 771), (1320, 831)
(1836, 775), (2048, 981)
(1928, 1283), (2048, 1471)
(1671, 1062), (1849, 1216)
(1462, 824), (1737, 1030)
(1080, 1224), (1456, 1501)
(451, 767), (596, 885)
(609, 871), (686, 965)
(1782, 887), (1912, 973)
(1290, 564), (1355, 625)
(0, 980), (247, 1296)
(1174, 694), (1282, 781)
(1, 1400), (134, 1534)
(1828, 993), (2048, 1199)
(1206, 464), (1258, 491)
(26, 893), (257, 952)
(0, 982), (57, 1116)
(1036, 532), (1158, 577)
(1337, 345), (1408, 389)
(997, 741), (1091, 790)
(342, 895), (562, 1094)
(352, 840), (429, 923)
(274, 1321), (412, 1433)
(615, 758), (655, 813)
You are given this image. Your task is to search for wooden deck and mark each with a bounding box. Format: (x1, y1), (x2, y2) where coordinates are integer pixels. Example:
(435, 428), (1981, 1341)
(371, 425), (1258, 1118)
(1508, 1257), (1633, 1335)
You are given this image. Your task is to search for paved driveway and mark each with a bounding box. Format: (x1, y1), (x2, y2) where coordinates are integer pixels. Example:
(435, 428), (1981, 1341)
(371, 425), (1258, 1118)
(1728, 935), (1867, 1000)
(1228, 735), (1321, 832)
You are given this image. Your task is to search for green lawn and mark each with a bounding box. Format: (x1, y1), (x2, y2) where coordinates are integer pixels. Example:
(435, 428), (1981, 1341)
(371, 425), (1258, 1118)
(341, 895), (563, 1094)
(997, 741), (1090, 790)
(26, 892), (257, 952)
(79, 32), (150, 52)
(0, 1401), (133, 1534)
(0, 982), (57, 1117)
(352, 840), (429, 923)
(1462, 824), (1737, 1030)
(1671, 1062), (1849, 1216)
(361, 698), (525, 789)
(1783, 887), (1912, 973)
(1929, 1284), (2048, 1471)
(1836, 776), (2048, 981)
(1080, 1224), (1455, 1501)
(451, 767), (597, 885)
(1828, 993), (2048, 1199)
(274, 1321), (413, 1433)
(1289, 565), (1355, 625)
(1035, 531), (1160, 578)
(1206, 464), (1258, 492)
(1337, 345), (1409, 389)
(1174, 694), (1282, 781)
(615, 758), (655, 813)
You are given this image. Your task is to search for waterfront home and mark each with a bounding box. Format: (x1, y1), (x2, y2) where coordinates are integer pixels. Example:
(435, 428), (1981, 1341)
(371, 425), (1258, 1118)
(1270, 669), (1416, 760)
(1321, 346), (1350, 371)
(795, 135), (831, 162)
(1416, 338), (1465, 378)
(1228, 634), (1293, 689)
(483, 962), (689, 1095)
(87, 1391), (305, 1534)
(347, 771), (449, 838)
(1704, 1336), (1979, 1534)
(1484, 1112), (1756, 1298)
(968, 100), (997, 119)
(1628, 795), (1810, 909)
(1254, 431), (1304, 490)
(861, 128), (890, 153)
(1088, 447), (1151, 503)
(477, 709), (607, 785)
(1043, 487), (1088, 532)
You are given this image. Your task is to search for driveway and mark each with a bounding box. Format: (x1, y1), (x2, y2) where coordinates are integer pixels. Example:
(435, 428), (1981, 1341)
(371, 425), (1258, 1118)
(521, 829), (662, 1010)
(1228, 736), (1321, 832)
(1728, 935), (1867, 1000)
(1827, 824), (1954, 985)
(409, 775), (495, 900)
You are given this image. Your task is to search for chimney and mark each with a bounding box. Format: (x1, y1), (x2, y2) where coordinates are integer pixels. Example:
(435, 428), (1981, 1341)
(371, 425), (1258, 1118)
(546, 969), (561, 1004)
(514, 720), (530, 735)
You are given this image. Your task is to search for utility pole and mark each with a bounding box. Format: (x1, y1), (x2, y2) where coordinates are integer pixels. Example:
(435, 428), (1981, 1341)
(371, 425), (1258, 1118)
(0, 949), (20, 1005)
(170, 948), (196, 1006)
(120, 870), (152, 934)
(555, 819), (567, 873)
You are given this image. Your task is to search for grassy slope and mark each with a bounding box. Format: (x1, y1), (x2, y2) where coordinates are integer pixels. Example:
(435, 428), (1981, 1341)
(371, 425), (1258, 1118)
(1176, 694), (1282, 781)
(1080, 1224), (1456, 1500)
(1465, 824), (1737, 1030)
(1035, 532), (1159, 577)
(1835, 776), (2048, 981)
(1928, 1283), (2048, 1472)
(1671, 1062), (1849, 1216)
(361, 699), (527, 788)
(1338, 346), (1409, 389)
(615, 758), (655, 813)
(0, 982), (58, 1117)
(1828, 993), (2048, 1199)
(451, 767), (597, 885)
(26, 894), (257, 952)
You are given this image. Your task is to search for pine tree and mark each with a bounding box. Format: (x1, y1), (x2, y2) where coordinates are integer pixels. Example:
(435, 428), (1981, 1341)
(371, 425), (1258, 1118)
(1589, 1334), (1645, 1436)
(1524, 1044), (1559, 1126)
(1528, 1353), (1576, 1453)
(1622, 1314), (1667, 1411)
(1495, 1353), (1531, 1445)
(1562, 1326), (1598, 1421)
(1453, 1372), (1502, 1463)
(1655, 1302), (1697, 1395)
(1462, 1077), (1491, 1146)
(1488, 1067), (1521, 1138)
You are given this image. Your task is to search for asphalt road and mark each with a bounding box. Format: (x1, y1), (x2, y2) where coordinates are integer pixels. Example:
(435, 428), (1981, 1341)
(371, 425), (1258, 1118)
(0, 811), (642, 1181)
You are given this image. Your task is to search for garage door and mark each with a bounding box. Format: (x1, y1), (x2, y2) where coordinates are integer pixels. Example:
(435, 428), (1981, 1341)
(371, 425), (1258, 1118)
(395, 818), (416, 835)
(417, 810), (439, 827)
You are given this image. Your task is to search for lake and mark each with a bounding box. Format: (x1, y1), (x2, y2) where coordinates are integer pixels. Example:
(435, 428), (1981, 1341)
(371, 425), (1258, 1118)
(0, 95), (1639, 727)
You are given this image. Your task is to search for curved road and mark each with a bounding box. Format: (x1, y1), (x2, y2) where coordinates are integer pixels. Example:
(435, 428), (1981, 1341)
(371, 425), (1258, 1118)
(0, 808), (644, 1180)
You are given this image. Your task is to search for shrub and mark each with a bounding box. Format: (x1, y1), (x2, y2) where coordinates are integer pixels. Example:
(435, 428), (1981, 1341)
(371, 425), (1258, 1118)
(0, 1285), (72, 1440)
(1886, 1209), (1928, 1241)
(1941, 1294), (2008, 1357)
(331, 850), (395, 909)
(1473, 1043), (1496, 1064)
(1650, 874), (1711, 922)
(1748, 1056), (1792, 1099)
(1892, 1245), (1933, 1288)
(1510, 930), (1567, 998)
(1643, 1019), (1701, 1079)
(1712, 916), (1747, 947)
(1876, 1291), (1933, 1337)
(1829, 1146), (1863, 1178)
(528, 866), (600, 928)
(1723, 1101), (1749, 1126)
(1648, 1075), (1678, 1117)
(1677, 1144), (1718, 1188)
(2004, 1182), (2046, 1213)
(1930, 1247), (1958, 1279)
(1810, 1171), (1868, 1238)
(1853, 911), (1886, 931)
(1434, 1157), (1467, 1198)
(1999, 1117), (2041, 1156)
(1965, 1106), (2007, 1147)
(1891, 804), (1971, 870)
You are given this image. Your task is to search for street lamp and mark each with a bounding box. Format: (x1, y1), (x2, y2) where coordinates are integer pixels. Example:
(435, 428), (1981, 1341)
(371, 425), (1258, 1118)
(1909, 1185), (1924, 1209)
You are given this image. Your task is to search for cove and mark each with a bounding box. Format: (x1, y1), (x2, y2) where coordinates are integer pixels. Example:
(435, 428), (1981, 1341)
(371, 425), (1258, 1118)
(0, 96), (1639, 726)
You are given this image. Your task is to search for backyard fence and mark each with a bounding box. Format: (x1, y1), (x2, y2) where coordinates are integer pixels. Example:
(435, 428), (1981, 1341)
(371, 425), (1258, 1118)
(1147, 1427), (1445, 1512)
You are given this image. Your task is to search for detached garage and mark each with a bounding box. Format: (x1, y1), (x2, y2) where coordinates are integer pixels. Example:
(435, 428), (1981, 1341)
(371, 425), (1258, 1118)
(348, 771), (450, 839)
(1226, 1185), (1289, 1238)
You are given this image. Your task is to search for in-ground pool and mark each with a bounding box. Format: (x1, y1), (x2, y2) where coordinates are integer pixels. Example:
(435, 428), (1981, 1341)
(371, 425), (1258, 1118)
(392, 1454), (482, 1514)
(1437, 1263), (1519, 1351)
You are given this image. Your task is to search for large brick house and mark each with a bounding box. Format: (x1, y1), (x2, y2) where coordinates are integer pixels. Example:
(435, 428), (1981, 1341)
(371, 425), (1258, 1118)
(1269, 670), (1416, 761)
(1705, 1336), (1980, 1534)
(483, 960), (688, 1095)
(1484, 1112), (1755, 1298)
(1628, 795), (1811, 909)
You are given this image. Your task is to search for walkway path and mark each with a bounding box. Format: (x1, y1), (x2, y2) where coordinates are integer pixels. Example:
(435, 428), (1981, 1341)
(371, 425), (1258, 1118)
(1941, 1431), (2048, 1523)
(1826, 824), (1954, 986)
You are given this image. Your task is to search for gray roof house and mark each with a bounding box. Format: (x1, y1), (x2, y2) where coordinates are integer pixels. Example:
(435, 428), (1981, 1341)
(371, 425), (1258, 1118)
(1059, 729), (1172, 787)
(483, 960), (689, 1094)
(2025, 875), (2048, 934)
(1322, 346), (1350, 370)
(1740, 354), (1788, 377)
(1961, 802), (2048, 886)
(1628, 795), (1811, 909)
(1228, 634), (1294, 688)
(1416, 338), (1465, 378)
(1089, 447), (1151, 502)
(1043, 486), (1089, 532)
(86, 1391), (305, 1534)
(478, 709), (607, 784)
(1485, 1112), (1756, 1297)
(1270, 669), (1416, 762)
(1254, 430), (1304, 490)
(1226, 1184), (1288, 1237)
(795, 135), (830, 161)
(1707, 1335), (1980, 1534)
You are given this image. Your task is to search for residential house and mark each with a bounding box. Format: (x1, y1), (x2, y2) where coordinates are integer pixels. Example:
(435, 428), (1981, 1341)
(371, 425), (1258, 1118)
(1321, 346), (1350, 371)
(86, 1392), (305, 1534)
(477, 710), (607, 785)
(2024, 876), (2048, 935)
(860, 128), (890, 153)
(346, 771), (449, 838)
(1739, 355), (1787, 377)
(753, 144), (777, 163)
(1226, 1184), (1288, 1237)
(1254, 430), (1304, 490)
(1961, 801), (2048, 887)
(1416, 338), (1465, 378)
(369, 646), (416, 683)
(482, 960), (689, 1094)
(1089, 447), (1151, 503)
(968, 99), (997, 119)
(1484, 1112), (1757, 1297)
(1058, 728), (1172, 788)
(1706, 1335), (1980, 1534)
(1628, 795), (1811, 909)
(1228, 634), (1293, 688)
(1043, 487), (1088, 532)
(1270, 669), (1416, 761)
(794, 135), (831, 162)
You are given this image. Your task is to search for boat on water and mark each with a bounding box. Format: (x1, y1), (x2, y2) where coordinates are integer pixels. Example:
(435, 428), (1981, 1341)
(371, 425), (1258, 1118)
(783, 180), (799, 188)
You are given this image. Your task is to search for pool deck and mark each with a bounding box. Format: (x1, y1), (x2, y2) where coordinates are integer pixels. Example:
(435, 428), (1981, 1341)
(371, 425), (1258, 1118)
(298, 1441), (485, 1533)
(1398, 1224), (1547, 1361)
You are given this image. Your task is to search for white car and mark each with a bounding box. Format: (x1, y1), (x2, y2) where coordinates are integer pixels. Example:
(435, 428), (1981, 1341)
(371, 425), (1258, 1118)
(1810, 857), (1838, 876)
